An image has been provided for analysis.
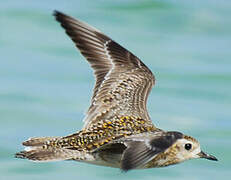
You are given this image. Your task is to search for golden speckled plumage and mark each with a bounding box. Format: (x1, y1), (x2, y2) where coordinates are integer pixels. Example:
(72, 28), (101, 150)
(52, 116), (156, 151)
(15, 11), (217, 171)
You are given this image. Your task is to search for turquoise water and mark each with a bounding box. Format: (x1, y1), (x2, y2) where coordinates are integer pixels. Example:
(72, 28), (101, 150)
(1, 0), (231, 179)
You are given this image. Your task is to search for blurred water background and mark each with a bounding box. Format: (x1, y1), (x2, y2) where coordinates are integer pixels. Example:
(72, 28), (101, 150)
(0, 0), (230, 179)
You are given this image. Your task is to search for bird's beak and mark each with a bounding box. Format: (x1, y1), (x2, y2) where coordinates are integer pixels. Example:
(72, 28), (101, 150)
(197, 151), (218, 161)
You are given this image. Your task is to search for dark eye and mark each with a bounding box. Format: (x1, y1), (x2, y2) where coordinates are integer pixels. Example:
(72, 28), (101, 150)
(185, 143), (192, 150)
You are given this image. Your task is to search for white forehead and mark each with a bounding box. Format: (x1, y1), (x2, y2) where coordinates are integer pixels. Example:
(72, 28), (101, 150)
(177, 138), (193, 144)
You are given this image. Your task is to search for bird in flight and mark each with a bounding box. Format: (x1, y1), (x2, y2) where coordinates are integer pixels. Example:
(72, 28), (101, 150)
(15, 11), (217, 171)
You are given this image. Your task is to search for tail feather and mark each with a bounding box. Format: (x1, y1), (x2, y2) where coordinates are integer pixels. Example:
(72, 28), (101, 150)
(15, 136), (78, 162)
(15, 148), (76, 162)
(22, 137), (59, 146)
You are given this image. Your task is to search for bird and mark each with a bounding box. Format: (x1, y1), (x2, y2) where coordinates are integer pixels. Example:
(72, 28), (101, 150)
(15, 11), (218, 171)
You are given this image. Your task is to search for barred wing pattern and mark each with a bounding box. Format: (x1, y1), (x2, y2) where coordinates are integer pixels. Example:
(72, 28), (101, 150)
(54, 11), (155, 130)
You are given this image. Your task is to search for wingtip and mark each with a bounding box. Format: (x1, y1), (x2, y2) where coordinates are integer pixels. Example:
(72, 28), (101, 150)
(120, 168), (129, 173)
(121, 160), (133, 172)
(53, 10), (60, 16)
(53, 10), (66, 20)
(120, 166), (131, 172)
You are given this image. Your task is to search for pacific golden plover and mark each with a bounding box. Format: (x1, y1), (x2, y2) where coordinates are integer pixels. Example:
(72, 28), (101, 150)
(15, 11), (218, 171)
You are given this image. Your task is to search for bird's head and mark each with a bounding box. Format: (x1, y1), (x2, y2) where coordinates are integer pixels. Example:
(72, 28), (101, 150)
(170, 135), (218, 163)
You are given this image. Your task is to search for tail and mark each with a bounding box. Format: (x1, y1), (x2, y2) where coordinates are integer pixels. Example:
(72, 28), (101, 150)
(15, 137), (81, 162)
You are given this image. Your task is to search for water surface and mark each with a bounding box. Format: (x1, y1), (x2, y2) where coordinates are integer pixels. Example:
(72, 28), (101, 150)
(1, 0), (230, 179)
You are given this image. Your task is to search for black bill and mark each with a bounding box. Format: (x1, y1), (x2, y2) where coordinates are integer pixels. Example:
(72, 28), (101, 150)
(198, 151), (218, 161)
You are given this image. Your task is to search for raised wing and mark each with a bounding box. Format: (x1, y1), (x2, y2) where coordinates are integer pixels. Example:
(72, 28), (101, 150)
(54, 11), (155, 130)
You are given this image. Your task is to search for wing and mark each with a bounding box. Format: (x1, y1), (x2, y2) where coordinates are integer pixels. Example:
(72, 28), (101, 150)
(121, 131), (183, 171)
(54, 11), (155, 130)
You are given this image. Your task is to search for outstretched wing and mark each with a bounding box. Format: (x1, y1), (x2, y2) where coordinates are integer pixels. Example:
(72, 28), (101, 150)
(54, 11), (155, 130)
